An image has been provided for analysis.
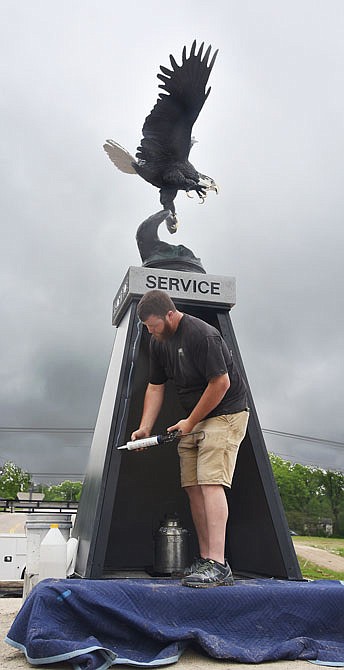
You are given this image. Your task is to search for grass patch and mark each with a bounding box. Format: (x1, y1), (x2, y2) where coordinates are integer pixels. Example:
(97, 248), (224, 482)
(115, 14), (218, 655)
(296, 556), (344, 581)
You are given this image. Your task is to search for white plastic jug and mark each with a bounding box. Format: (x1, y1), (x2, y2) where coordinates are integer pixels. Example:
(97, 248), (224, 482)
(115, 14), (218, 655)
(38, 523), (67, 581)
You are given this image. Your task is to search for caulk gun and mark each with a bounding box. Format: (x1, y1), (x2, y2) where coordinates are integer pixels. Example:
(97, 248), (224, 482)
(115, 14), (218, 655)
(117, 430), (181, 451)
(117, 429), (205, 451)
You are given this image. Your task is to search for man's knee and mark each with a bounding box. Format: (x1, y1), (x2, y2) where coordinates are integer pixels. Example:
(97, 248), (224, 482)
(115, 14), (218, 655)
(184, 484), (202, 500)
(200, 483), (224, 494)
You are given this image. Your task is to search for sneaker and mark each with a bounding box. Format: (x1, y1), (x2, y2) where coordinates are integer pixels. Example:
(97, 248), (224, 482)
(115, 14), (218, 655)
(183, 556), (207, 576)
(182, 559), (234, 588)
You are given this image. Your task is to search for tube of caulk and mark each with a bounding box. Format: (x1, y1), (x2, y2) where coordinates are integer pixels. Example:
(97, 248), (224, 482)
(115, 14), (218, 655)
(117, 435), (163, 450)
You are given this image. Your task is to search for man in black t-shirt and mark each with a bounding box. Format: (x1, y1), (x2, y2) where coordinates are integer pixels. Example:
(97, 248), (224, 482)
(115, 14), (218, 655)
(131, 289), (249, 587)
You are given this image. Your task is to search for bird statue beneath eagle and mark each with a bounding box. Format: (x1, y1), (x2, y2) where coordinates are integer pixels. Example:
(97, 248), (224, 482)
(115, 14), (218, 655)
(104, 41), (218, 233)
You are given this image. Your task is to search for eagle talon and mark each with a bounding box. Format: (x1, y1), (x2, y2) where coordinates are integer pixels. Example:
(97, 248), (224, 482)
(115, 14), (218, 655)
(195, 186), (206, 196)
(186, 192), (194, 199)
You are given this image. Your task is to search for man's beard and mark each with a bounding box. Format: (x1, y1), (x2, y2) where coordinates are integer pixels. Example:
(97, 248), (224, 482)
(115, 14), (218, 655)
(153, 318), (175, 342)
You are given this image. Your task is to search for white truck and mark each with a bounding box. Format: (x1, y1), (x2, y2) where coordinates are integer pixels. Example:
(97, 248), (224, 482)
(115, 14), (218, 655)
(0, 533), (27, 580)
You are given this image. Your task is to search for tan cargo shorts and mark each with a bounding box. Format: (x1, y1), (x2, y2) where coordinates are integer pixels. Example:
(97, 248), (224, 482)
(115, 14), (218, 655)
(177, 411), (249, 489)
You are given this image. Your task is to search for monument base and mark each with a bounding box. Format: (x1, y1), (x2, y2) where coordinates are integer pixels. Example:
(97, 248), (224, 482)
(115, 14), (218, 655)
(73, 266), (301, 581)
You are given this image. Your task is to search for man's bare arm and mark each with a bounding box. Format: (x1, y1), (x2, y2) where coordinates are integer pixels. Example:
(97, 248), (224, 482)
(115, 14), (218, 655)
(131, 383), (165, 440)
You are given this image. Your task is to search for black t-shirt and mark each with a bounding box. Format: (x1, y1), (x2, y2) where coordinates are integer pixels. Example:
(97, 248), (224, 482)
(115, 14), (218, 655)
(149, 313), (248, 418)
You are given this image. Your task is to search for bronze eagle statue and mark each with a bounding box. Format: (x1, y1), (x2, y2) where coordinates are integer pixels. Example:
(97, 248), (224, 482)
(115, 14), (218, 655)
(104, 41), (218, 233)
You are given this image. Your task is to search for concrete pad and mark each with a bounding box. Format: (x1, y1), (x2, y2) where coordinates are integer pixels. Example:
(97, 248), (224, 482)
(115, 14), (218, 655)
(0, 514), (27, 534)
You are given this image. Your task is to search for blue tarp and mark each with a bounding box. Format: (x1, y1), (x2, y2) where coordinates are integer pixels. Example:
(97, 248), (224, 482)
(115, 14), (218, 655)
(5, 577), (344, 669)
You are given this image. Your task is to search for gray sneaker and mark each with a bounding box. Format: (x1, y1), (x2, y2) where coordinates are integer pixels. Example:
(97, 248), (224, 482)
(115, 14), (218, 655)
(183, 556), (207, 577)
(182, 559), (234, 588)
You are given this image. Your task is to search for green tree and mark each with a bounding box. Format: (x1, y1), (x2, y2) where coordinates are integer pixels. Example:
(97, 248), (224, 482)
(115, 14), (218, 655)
(270, 455), (320, 508)
(44, 480), (82, 501)
(0, 461), (32, 499)
(269, 454), (331, 534)
(320, 470), (344, 536)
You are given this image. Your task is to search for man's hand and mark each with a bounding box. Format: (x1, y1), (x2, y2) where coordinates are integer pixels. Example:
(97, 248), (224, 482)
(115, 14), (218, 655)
(167, 418), (194, 436)
(130, 427), (150, 451)
(131, 427), (150, 441)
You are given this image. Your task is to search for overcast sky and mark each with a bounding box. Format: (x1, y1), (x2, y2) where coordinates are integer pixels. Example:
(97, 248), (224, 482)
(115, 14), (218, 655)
(0, 0), (343, 484)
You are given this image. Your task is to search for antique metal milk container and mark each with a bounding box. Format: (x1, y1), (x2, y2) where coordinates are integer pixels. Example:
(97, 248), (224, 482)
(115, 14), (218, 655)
(153, 514), (189, 575)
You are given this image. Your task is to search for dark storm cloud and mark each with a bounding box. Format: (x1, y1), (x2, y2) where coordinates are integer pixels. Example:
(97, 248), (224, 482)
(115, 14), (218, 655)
(0, 0), (343, 480)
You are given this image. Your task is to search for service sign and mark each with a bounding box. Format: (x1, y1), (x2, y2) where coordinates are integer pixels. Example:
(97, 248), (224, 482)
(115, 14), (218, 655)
(112, 266), (236, 326)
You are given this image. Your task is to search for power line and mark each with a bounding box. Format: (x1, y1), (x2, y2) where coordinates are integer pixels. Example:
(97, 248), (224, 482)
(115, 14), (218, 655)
(269, 450), (344, 473)
(0, 427), (93, 434)
(30, 472), (85, 477)
(0, 425), (343, 447)
(1, 424), (343, 475)
(262, 428), (344, 449)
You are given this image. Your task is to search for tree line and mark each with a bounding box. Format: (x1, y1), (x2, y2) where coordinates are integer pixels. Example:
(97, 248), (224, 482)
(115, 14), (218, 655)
(0, 461), (82, 502)
(1, 457), (343, 536)
(269, 454), (344, 536)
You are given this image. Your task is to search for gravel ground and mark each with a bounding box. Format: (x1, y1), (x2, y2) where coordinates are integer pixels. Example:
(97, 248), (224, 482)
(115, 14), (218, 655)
(293, 542), (344, 572)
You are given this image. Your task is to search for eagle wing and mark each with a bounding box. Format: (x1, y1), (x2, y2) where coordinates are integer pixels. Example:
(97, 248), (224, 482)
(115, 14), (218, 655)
(136, 41), (218, 166)
(103, 140), (137, 174)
